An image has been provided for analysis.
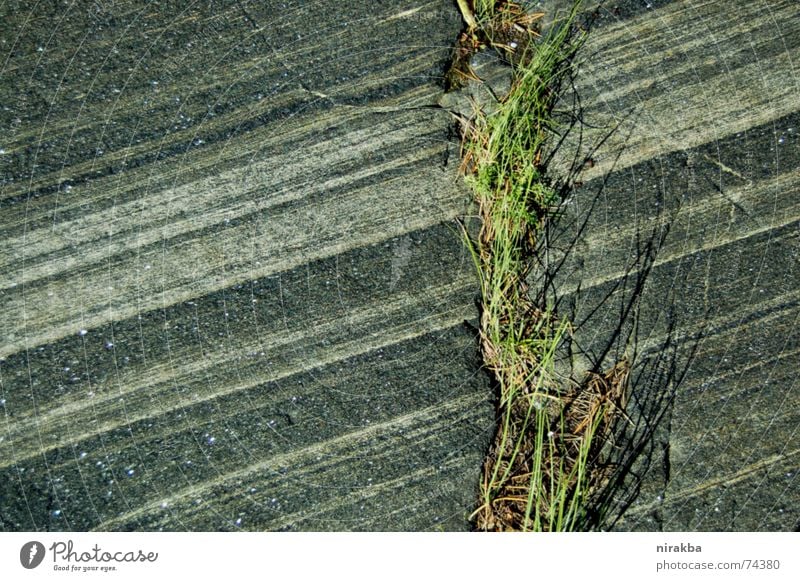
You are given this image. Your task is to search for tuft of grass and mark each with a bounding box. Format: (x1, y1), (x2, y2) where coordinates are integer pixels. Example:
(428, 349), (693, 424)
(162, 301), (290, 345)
(454, 1), (630, 531)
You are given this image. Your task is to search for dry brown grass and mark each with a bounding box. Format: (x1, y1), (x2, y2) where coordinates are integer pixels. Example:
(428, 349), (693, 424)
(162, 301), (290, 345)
(452, 0), (632, 531)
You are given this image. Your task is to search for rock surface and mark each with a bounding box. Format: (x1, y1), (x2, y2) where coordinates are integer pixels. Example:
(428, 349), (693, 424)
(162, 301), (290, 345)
(546, 0), (800, 531)
(0, 0), (797, 531)
(0, 0), (492, 531)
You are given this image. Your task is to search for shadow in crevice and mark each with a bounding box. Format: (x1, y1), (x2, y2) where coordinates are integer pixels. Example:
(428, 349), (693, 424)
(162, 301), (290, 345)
(529, 72), (706, 529)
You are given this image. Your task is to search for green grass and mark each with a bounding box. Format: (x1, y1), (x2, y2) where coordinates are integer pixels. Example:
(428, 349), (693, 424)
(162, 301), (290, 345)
(454, 1), (628, 532)
(458, 0), (511, 27)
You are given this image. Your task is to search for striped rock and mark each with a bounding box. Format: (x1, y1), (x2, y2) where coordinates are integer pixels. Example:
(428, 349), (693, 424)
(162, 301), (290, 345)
(0, 0), (797, 531)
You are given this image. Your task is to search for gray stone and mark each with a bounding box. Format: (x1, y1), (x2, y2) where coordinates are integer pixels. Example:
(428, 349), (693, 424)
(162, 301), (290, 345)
(545, 0), (800, 531)
(0, 0), (492, 531)
(1, 0), (797, 532)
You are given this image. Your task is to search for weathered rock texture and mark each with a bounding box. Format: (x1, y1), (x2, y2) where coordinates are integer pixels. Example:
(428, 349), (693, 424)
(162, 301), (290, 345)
(0, 0), (797, 531)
